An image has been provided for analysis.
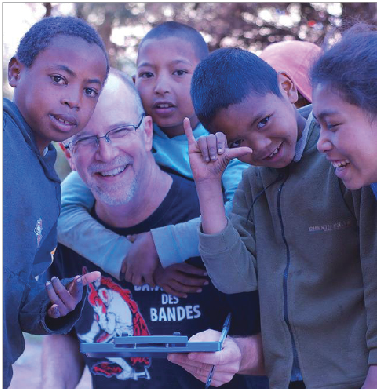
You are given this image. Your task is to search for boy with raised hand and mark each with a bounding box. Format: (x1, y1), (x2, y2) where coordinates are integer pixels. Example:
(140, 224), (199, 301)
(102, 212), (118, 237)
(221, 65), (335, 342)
(168, 47), (377, 388)
(3, 16), (108, 387)
(57, 22), (249, 293)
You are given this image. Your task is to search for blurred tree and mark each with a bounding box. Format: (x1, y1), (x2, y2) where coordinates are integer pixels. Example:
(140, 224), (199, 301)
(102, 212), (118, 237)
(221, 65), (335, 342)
(342, 2), (377, 24)
(67, 2), (376, 61)
(3, 2), (376, 180)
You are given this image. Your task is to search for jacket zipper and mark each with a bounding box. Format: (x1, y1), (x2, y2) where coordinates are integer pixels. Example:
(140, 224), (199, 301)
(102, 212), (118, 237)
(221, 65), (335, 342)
(277, 173), (302, 381)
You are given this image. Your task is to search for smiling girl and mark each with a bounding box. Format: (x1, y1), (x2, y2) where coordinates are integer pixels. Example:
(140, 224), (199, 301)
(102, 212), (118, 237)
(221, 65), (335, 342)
(312, 24), (377, 198)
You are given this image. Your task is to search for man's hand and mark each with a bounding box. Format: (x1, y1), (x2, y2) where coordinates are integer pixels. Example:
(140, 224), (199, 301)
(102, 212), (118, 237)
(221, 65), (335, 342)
(154, 263), (209, 298)
(46, 271), (101, 318)
(121, 231), (159, 287)
(168, 329), (242, 386)
(184, 117), (252, 184)
(362, 365), (377, 389)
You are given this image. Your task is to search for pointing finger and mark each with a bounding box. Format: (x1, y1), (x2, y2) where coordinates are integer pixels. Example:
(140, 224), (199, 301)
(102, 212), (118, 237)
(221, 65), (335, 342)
(183, 117), (197, 149)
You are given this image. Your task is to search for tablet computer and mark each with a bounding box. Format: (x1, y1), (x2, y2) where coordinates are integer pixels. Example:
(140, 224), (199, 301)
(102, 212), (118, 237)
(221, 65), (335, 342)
(80, 334), (222, 358)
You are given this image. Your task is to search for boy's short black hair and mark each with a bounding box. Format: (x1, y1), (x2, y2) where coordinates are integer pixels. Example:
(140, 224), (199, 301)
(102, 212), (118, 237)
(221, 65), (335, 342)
(191, 47), (282, 129)
(311, 23), (377, 119)
(138, 21), (209, 61)
(16, 16), (109, 77)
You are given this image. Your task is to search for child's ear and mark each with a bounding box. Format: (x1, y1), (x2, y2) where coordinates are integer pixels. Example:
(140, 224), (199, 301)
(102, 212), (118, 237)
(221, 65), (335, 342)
(277, 72), (298, 104)
(8, 57), (24, 87)
(143, 115), (154, 151)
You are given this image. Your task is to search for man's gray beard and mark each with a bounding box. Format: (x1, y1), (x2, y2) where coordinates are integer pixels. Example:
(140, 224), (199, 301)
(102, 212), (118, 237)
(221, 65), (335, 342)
(87, 156), (137, 206)
(90, 178), (138, 206)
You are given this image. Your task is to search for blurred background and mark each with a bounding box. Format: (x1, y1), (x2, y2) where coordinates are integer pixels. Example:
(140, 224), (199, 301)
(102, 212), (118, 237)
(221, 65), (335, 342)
(3, 3), (377, 388)
(3, 2), (377, 181)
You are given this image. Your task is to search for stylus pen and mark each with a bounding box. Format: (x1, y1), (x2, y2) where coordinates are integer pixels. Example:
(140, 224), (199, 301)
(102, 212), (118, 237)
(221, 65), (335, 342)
(205, 313), (232, 389)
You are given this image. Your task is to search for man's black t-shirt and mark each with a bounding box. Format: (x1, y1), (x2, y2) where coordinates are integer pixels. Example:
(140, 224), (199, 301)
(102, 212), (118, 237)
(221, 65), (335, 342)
(50, 173), (262, 389)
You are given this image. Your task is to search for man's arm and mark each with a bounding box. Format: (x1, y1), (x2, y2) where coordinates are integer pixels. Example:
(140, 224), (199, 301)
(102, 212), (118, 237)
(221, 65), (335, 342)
(41, 334), (84, 389)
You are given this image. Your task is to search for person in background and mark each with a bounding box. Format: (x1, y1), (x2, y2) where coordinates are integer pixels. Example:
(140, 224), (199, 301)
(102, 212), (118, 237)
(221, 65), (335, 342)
(3, 16), (108, 387)
(260, 40), (321, 108)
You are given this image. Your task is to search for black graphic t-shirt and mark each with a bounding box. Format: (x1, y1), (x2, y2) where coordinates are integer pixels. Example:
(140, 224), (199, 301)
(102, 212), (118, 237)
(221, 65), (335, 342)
(50, 173), (261, 389)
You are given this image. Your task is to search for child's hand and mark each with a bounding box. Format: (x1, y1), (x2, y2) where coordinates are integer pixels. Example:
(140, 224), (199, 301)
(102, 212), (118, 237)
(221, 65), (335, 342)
(46, 271), (101, 318)
(154, 263), (209, 298)
(184, 117), (252, 183)
(362, 365), (377, 389)
(121, 231), (159, 287)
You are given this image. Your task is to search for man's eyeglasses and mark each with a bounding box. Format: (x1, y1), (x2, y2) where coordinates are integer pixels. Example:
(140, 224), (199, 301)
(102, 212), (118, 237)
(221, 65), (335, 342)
(66, 113), (145, 154)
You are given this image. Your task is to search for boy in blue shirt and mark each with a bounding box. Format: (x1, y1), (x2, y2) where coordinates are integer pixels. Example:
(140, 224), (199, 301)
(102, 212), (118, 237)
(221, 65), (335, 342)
(57, 22), (248, 289)
(3, 16), (108, 387)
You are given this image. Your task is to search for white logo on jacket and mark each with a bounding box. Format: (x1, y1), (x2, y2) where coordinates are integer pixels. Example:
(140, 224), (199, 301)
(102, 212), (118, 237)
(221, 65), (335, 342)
(34, 218), (43, 247)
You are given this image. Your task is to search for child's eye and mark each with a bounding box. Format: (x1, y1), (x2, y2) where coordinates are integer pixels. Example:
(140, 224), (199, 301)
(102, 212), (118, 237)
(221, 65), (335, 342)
(84, 87), (99, 98)
(139, 72), (153, 79)
(327, 123), (340, 131)
(173, 69), (188, 76)
(257, 115), (271, 129)
(228, 139), (243, 149)
(50, 74), (67, 85)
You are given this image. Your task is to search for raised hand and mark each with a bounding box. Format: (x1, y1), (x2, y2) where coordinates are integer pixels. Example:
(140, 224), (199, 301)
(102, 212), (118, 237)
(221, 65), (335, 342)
(46, 271), (101, 318)
(154, 262), (209, 298)
(121, 231), (159, 287)
(184, 117), (252, 184)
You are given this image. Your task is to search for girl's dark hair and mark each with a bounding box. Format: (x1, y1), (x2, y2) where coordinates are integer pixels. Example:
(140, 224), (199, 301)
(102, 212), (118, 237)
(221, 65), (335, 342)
(16, 16), (109, 78)
(311, 23), (377, 119)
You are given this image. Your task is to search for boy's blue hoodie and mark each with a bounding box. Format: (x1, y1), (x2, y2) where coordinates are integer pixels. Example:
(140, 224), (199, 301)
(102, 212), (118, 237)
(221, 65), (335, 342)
(3, 98), (86, 388)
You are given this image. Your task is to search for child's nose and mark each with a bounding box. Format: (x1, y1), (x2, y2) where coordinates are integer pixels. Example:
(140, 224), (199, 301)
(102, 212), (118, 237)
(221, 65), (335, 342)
(317, 132), (332, 153)
(154, 74), (171, 95)
(61, 88), (81, 110)
(253, 135), (271, 154)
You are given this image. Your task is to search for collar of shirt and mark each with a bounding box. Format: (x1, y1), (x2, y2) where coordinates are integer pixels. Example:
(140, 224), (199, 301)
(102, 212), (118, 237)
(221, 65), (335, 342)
(293, 111), (313, 163)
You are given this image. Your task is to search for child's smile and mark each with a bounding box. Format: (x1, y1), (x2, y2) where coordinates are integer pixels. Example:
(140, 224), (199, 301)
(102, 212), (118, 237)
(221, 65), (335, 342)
(211, 91), (302, 169)
(314, 83), (377, 189)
